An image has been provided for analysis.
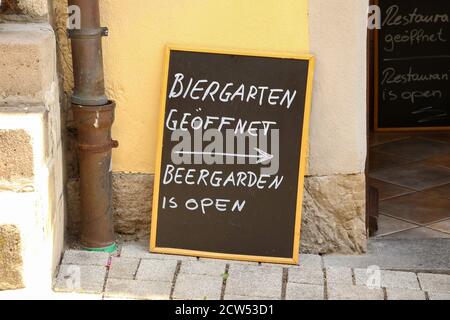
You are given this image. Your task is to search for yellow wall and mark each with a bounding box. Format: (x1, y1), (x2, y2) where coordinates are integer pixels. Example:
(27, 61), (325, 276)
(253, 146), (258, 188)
(100, 0), (310, 173)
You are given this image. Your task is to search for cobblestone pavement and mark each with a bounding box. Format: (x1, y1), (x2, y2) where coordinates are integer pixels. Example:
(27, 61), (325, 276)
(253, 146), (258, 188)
(48, 241), (450, 300)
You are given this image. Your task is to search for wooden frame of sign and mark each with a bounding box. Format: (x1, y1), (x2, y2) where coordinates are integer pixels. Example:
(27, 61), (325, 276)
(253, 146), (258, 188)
(150, 46), (314, 265)
(374, 0), (450, 132)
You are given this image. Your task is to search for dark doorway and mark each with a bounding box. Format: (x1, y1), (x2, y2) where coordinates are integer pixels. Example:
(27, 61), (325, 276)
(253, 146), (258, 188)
(367, 0), (450, 239)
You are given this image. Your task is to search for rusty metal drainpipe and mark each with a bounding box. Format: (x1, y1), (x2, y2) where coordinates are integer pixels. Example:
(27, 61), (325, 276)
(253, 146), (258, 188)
(68, 0), (118, 252)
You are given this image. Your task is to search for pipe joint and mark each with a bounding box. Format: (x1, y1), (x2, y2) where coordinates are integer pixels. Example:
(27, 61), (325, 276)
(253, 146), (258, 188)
(68, 27), (109, 39)
(79, 140), (119, 153)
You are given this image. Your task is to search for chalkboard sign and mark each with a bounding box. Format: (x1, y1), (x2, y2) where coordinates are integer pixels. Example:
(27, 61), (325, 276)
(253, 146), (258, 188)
(150, 47), (314, 264)
(375, 0), (450, 130)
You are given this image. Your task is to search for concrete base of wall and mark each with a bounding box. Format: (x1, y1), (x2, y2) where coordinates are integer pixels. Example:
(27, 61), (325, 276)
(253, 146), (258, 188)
(67, 172), (366, 254)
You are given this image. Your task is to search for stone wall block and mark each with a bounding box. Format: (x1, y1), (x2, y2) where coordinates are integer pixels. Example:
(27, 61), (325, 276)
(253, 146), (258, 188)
(0, 108), (48, 192)
(112, 173), (153, 237)
(16, 0), (48, 18)
(0, 224), (24, 290)
(0, 23), (55, 104)
(0, 0), (48, 20)
(0, 129), (33, 184)
(300, 174), (367, 254)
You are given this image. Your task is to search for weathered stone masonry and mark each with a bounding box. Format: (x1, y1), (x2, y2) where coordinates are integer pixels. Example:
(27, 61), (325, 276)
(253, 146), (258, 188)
(0, 225), (24, 290)
(0, 2), (65, 291)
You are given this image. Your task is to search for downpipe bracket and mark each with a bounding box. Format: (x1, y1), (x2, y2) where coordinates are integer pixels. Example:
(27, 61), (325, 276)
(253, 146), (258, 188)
(67, 27), (109, 39)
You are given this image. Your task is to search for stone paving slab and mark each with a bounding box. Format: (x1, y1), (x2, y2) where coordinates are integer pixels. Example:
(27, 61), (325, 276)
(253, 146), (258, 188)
(228, 264), (283, 276)
(385, 288), (426, 300)
(119, 241), (149, 258)
(428, 291), (450, 300)
(173, 273), (223, 300)
(325, 267), (353, 285)
(120, 241), (196, 260)
(179, 260), (227, 277)
(354, 269), (420, 290)
(327, 284), (384, 300)
(298, 254), (323, 269)
(288, 267), (324, 286)
(103, 297), (138, 300)
(108, 257), (140, 280)
(61, 250), (110, 266)
(225, 264), (283, 299)
(286, 283), (324, 300)
(136, 259), (178, 282)
(324, 239), (450, 273)
(49, 247), (450, 300)
(54, 265), (107, 294)
(262, 254), (322, 269)
(105, 278), (171, 300)
(418, 273), (450, 293)
(211, 259), (259, 266)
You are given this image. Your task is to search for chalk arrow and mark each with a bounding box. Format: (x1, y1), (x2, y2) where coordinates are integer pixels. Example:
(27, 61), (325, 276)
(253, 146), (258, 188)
(173, 148), (274, 164)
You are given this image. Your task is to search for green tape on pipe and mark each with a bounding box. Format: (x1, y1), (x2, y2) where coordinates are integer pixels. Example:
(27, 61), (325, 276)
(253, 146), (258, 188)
(83, 243), (117, 253)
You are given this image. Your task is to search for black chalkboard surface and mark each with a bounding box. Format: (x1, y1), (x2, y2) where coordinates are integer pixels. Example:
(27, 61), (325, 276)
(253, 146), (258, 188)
(376, 0), (450, 130)
(150, 47), (314, 264)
